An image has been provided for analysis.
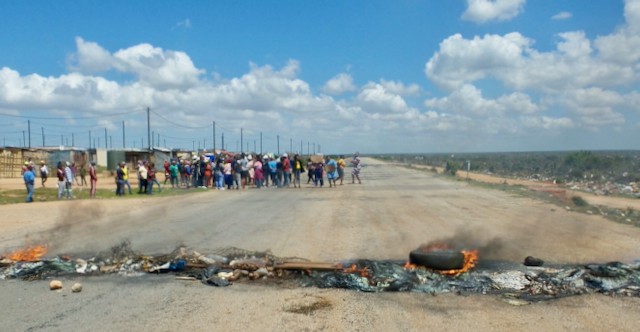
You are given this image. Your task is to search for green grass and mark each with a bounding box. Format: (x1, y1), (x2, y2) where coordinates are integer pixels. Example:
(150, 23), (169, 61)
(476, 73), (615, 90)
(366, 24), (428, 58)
(0, 184), (202, 204)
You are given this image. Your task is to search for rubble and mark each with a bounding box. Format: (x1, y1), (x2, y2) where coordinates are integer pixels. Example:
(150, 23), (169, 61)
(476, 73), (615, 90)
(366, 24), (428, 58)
(49, 280), (62, 290)
(71, 282), (82, 293)
(2, 244), (640, 302)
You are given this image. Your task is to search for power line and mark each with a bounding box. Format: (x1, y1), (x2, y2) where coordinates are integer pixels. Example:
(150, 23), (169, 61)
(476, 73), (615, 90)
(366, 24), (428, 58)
(0, 109), (142, 120)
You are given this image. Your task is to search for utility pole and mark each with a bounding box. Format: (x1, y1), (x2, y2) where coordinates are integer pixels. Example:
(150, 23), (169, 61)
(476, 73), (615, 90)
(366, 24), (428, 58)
(277, 135), (280, 154)
(27, 120), (31, 148)
(157, 133), (160, 148)
(22, 130), (25, 147)
(147, 107), (151, 151)
(89, 131), (92, 149)
(313, 143), (316, 154)
(221, 133), (225, 151)
(300, 140), (303, 155)
(308, 142), (310, 155)
(104, 128), (107, 149)
(41, 127), (45, 147)
(240, 128), (243, 153)
(260, 132), (263, 154)
(122, 121), (125, 148)
(72, 133), (74, 147)
(152, 130), (155, 148)
(212, 121), (216, 151)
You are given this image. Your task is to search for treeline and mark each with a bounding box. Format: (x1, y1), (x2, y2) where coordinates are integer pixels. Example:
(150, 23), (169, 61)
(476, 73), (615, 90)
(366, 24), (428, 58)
(377, 151), (640, 184)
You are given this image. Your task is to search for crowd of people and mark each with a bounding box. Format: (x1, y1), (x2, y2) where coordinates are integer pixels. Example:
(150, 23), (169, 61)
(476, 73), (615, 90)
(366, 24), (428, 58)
(20, 159), (97, 202)
(151, 151), (363, 191)
(20, 152), (363, 202)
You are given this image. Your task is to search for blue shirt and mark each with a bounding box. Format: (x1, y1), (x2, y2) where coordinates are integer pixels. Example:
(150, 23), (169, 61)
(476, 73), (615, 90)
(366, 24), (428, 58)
(23, 170), (35, 185)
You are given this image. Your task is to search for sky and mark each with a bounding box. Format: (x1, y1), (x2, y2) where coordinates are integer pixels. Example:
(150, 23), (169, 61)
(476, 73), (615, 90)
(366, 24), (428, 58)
(0, 0), (638, 154)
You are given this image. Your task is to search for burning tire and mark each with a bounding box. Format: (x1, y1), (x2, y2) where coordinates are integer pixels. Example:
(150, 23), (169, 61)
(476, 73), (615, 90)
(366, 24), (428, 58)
(409, 249), (465, 270)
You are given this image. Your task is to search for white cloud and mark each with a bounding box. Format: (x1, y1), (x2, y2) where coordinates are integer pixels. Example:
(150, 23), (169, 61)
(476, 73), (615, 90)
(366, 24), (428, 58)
(426, 33), (531, 90)
(175, 18), (192, 29)
(356, 83), (414, 114)
(377, 79), (421, 96)
(69, 37), (115, 73)
(322, 73), (356, 95)
(426, 29), (637, 93)
(461, 0), (526, 23)
(113, 43), (204, 90)
(551, 11), (572, 20)
(425, 84), (539, 115)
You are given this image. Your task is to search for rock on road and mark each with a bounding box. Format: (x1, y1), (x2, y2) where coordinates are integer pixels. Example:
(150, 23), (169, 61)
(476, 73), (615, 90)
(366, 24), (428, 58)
(1, 157), (640, 331)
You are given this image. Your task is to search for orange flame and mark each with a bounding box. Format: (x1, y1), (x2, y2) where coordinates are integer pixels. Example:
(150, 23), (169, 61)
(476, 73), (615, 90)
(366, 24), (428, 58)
(437, 250), (479, 276)
(6, 245), (47, 262)
(339, 263), (371, 278)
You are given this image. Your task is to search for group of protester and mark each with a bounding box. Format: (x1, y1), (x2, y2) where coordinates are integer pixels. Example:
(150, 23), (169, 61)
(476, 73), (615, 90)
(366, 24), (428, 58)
(21, 159), (97, 203)
(21, 151), (362, 202)
(115, 160), (162, 196)
(153, 151), (363, 191)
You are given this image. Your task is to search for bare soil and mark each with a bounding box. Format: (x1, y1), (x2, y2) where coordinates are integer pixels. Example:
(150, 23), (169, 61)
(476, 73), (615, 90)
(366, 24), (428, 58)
(1, 158), (639, 331)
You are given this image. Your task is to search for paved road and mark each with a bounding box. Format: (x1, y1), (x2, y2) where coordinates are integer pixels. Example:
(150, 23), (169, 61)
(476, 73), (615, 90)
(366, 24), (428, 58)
(2, 157), (640, 331)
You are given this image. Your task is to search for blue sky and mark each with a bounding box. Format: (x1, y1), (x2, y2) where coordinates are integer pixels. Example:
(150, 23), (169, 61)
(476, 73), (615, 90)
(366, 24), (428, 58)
(0, 0), (638, 153)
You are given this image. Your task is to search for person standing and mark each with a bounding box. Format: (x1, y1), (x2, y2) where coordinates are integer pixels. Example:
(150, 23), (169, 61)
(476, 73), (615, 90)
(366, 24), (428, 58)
(56, 162), (65, 199)
(282, 153), (291, 187)
(292, 154), (305, 188)
(122, 162), (133, 194)
(146, 162), (156, 194)
(337, 155), (346, 185)
(313, 160), (324, 187)
(253, 155), (264, 189)
(325, 156), (338, 188)
(116, 162), (125, 196)
(79, 163), (87, 186)
(89, 161), (97, 198)
(64, 161), (74, 198)
(163, 160), (171, 185)
(150, 162), (162, 192)
(351, 152), (362, 184)
(169, 159), (179, 188)
(307, 158), (315, 184)
(204, 159), (212, 188)
(138, 161), (148, 193)
(23, 164), (35, 203)
(71, 162), (80, 186)
(39, 161), (48, 188)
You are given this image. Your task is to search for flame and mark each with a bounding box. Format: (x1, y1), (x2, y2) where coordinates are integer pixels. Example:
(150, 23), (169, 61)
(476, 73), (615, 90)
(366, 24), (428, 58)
(6, 245), (47, 262)
(438, 250), (479, 276)
(339, 263), (371, 278)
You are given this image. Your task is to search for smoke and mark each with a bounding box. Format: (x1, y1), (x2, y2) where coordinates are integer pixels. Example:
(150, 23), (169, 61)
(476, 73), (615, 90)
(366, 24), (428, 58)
(44, 201), (105, 253)
(421, 227), (505, 260)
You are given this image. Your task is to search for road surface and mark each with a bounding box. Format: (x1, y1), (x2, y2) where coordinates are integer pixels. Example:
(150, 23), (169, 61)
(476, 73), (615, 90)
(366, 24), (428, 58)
(1, 157), (639, 331)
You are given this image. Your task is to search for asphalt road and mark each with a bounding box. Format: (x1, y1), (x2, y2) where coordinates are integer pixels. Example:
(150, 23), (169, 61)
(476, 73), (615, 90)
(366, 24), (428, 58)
(2, 157), (640, 331)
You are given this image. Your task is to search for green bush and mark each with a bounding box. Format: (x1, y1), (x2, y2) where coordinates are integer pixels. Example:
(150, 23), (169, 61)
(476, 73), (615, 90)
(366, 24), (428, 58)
(445, 161), (460, 176)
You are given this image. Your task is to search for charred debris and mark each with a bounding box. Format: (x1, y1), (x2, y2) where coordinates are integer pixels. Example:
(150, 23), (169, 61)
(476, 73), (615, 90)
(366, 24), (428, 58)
(1, 242), (639, 303)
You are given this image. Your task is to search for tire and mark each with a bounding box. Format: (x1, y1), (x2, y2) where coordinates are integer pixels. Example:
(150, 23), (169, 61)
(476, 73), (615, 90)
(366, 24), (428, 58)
(409, 249), (465, 270)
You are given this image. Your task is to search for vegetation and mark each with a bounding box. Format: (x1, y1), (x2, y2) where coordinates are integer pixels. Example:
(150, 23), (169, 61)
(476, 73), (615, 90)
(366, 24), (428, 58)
(0, 185), (194, 205)
(372, 150), (640, 185)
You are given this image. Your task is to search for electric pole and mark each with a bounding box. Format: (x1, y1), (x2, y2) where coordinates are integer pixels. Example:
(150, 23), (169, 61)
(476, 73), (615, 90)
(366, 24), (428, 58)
(147, 107), (151, 151)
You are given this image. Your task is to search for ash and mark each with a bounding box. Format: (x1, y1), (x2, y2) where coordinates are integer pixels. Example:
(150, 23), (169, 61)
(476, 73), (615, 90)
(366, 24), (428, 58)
(1, 245), (639, 302)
